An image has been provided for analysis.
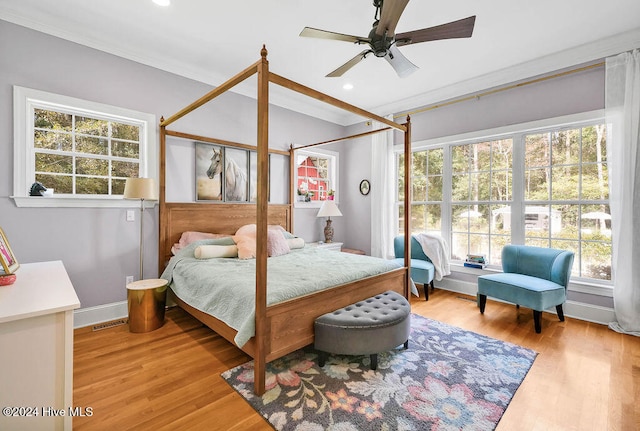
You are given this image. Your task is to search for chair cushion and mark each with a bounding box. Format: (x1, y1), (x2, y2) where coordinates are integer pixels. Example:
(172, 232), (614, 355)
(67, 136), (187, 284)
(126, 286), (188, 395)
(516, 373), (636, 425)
(392, 258), (434, 285)
(478, 273), (566, 311)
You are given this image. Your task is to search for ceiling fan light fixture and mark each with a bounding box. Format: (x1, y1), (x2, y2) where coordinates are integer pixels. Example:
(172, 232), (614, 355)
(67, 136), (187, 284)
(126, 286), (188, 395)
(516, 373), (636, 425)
(152, 0), (170, 7)
(300, 0), (476, 78)
(342, 83), (354, 90)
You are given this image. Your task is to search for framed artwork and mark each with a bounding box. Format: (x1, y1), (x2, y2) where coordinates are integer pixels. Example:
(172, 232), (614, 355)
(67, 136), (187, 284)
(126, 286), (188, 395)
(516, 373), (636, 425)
(195, 142), (223, 201)
(224, 147), (248, 202)
(0, 228), (19, 274)
(195, 142), (271, 203)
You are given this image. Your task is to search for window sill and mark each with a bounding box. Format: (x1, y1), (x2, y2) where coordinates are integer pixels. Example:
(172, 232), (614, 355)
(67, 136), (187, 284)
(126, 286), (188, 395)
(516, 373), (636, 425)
(450, 262), (613, 297)
(12, 196), (158, 209)
(294, 201), (338, 209)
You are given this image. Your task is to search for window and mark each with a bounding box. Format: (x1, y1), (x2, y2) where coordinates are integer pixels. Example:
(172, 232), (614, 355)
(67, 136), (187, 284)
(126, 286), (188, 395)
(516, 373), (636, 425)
(294, 148), (338, 207)
(450, 139), (513, 266)
(523, 125), (610, 281)
(13, 86), (157, 208)
(396, 112), (611, 285)
(397, 148), (443, 235)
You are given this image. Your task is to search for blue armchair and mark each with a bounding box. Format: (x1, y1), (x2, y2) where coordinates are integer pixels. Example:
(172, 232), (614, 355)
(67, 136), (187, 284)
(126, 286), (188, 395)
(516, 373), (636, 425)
(393, 236), (435, 300)
(477, 245), (574, 333)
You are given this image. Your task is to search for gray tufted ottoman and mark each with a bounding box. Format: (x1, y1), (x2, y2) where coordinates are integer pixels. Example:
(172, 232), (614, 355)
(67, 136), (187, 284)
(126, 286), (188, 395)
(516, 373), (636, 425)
(314, 290), (411, 370)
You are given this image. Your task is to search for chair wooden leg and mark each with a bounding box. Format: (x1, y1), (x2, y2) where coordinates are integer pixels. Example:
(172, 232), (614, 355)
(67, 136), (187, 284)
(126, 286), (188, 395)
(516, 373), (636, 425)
(403, 340), (409, 350)
(424, 283), (429, 301)
(556, 304), (565, 321)
(479, 294), (487, 313)
(533, 310), (542, 333)
(430, 280), (435, 292)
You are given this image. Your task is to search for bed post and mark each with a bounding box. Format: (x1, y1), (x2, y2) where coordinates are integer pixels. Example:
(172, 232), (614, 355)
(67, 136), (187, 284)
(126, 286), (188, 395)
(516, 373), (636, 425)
(403, 116), (412, 299)
(254, 45), (270, 396)
(158, 118), (167, 275)
(289, 144), (295, 231)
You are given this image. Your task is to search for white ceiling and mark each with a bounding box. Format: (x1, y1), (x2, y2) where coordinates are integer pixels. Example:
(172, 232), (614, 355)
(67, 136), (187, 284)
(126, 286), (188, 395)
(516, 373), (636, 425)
(2, 0), (640, 125)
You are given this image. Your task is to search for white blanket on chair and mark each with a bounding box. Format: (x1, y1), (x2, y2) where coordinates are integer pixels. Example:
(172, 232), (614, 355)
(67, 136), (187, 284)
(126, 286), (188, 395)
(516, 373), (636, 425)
(413, 233), (451, 281)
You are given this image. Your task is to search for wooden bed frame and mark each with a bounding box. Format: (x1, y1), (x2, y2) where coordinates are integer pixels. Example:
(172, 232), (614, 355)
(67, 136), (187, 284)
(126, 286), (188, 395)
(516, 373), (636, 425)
(158, 46), (413, 395)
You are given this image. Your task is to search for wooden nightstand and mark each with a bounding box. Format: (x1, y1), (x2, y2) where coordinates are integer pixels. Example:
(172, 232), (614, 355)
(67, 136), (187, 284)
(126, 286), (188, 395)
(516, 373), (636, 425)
(308, 241), (343, 252)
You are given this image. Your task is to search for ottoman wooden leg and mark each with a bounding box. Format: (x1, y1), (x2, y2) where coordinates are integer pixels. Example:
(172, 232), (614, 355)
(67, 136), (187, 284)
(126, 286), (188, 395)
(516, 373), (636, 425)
(370, 354), (378, 370)
(318, 351), (326, 367)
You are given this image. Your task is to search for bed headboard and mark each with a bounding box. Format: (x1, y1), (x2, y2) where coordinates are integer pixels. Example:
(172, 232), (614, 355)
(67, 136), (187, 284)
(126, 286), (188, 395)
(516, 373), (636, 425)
(158, 203), (292, 271)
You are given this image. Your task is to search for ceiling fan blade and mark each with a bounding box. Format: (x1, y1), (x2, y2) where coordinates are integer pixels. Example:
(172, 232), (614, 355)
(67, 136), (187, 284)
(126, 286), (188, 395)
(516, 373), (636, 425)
(326, 50), (370, 77)
(376, 0), (410, 36)
(395, 15), (476, 46)
(385, 45), (418, 78)
(300, 27), (369, 44)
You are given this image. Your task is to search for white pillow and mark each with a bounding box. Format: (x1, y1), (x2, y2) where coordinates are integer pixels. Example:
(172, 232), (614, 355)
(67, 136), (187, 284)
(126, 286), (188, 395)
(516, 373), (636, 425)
(194, 245), (238, 259)
(287, 237), (305, 249)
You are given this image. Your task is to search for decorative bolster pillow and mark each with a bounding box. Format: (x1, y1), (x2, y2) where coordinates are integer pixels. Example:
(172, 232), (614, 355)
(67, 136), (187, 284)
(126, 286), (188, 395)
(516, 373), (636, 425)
(287, 237), (305, 249)
(194, 244), (239, 259)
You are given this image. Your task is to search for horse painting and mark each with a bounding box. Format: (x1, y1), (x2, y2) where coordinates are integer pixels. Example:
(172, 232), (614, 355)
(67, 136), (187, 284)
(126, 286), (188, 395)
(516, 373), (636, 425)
(207, 148), (247, 201)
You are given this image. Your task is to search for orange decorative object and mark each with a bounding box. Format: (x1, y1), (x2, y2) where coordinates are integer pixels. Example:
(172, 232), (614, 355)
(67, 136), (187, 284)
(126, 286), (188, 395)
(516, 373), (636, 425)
(0, 273), (16, 286)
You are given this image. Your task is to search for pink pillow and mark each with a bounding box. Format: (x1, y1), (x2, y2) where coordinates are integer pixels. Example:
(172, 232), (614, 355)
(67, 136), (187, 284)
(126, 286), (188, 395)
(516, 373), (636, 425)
(233, 224), (291, 259)
(266, 229), (291, 257)
(172, 231), (231, 254)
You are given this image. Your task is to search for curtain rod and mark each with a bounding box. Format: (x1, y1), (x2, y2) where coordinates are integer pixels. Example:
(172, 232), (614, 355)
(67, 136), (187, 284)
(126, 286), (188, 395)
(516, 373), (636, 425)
(393, 61), (605, 120)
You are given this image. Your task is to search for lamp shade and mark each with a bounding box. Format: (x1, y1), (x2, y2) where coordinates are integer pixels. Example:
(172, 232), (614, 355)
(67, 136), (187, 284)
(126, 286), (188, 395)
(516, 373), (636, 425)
(124, 178), (158, 200)
(316, 200), (342, 218)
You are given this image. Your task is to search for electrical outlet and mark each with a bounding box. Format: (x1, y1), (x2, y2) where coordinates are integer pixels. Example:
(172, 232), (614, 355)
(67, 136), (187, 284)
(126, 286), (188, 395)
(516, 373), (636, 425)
(126, 210), (135, 222)
(126, 275), (134, 286)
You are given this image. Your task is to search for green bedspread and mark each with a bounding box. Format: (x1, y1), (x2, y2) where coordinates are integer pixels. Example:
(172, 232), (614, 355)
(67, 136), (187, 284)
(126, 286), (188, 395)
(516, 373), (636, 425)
(161, 239), (401, 347)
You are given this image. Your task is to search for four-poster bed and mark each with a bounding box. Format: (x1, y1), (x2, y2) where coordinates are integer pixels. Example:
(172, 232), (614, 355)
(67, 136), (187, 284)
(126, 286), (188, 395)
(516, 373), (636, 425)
(158, 46), (413, 395)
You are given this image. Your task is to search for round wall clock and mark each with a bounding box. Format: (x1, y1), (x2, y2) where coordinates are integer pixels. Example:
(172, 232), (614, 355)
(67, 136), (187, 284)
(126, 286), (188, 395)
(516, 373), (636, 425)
(359, 179), (370, 196)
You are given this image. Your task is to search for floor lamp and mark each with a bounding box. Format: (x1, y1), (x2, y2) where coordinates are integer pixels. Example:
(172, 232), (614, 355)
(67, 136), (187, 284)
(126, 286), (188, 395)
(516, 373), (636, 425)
(124, 178), (158, 280)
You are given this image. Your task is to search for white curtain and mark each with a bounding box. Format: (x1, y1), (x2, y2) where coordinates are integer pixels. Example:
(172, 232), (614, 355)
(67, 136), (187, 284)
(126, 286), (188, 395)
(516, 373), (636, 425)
(370, 118), (395, 259)
(606, 49), (640, 336)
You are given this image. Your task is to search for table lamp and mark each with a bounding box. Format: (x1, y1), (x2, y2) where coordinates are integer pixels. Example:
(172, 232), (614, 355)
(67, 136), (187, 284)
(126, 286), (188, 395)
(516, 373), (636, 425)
(124, 178), (158, 280)
(317, 200), (342, 243)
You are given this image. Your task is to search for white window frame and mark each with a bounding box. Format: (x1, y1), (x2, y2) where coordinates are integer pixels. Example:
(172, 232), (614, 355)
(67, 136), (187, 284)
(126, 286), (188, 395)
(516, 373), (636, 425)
(293, 147), (339, 209)
(398, 110), (612, 297)
(12, 86), (157, 208)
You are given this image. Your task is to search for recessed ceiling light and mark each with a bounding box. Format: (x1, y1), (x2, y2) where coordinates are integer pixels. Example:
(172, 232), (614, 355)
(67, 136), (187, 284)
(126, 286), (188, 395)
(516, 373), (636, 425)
(153, 0), (170, 6)
(343, 83), (354, 90)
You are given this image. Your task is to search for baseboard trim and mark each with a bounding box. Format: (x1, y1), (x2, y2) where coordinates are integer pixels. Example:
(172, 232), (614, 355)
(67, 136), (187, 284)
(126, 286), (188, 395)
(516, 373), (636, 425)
(434, 278), (615, 326)
(74, 281), (616, 330)
(73, 301), (128, 329)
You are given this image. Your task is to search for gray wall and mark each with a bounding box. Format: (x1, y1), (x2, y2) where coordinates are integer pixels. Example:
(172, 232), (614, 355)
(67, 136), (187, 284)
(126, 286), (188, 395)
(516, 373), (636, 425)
(406, 64), (604, 142)
(0, 19), (610, 311)
(0, 20), (345, 309)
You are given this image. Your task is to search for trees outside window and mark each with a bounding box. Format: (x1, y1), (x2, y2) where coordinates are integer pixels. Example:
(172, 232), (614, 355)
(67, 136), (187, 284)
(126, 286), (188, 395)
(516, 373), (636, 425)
(396, 116), (611, 283)
(33, 109), (141, 196)
(523, 125), (610, 280)
(13, 86), (156, 208)
(450, 139), (513, 266)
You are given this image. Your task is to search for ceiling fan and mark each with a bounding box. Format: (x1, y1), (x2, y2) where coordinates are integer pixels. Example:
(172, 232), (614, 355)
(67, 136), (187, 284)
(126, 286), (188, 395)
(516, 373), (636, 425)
(299, 0), (476, 78)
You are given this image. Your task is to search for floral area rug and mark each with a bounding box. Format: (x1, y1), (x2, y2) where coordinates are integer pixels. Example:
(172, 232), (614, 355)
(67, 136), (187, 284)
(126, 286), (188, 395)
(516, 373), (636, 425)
(221, 313), (537, 431)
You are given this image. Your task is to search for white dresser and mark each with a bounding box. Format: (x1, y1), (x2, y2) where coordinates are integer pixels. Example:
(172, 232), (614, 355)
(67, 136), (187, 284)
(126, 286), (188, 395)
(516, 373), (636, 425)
(0, 261), (80, 431)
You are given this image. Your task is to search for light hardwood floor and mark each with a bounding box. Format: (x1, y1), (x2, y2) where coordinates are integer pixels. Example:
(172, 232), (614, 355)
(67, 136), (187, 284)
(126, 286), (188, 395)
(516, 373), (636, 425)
(73, 288), (640, 430)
